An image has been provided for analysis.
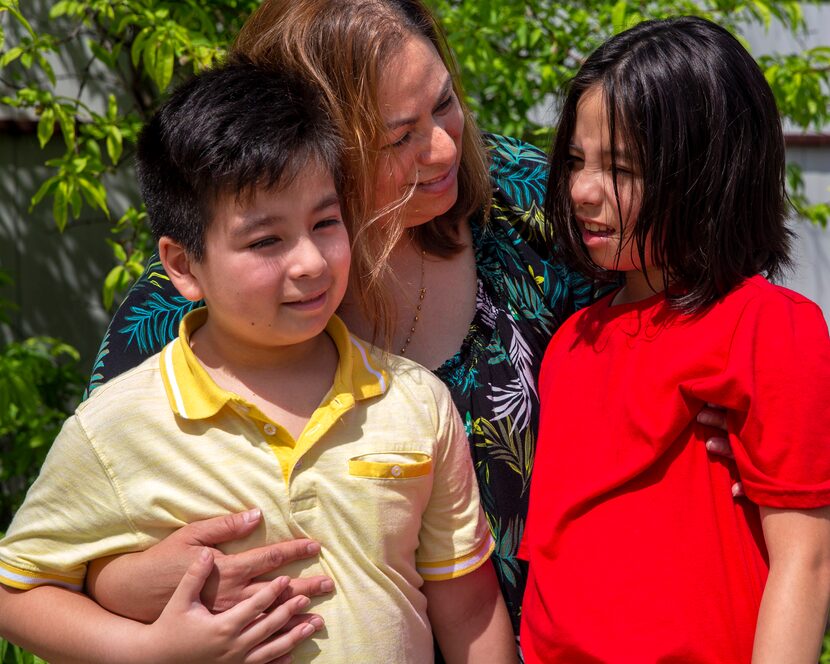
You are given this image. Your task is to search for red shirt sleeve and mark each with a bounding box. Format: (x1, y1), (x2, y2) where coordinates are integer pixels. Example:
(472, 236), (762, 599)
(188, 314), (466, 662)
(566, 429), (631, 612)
(694, 287), (830, 509)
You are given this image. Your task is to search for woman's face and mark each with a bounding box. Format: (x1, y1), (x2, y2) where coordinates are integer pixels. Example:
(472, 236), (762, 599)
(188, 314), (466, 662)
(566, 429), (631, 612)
(373, 34), (465, 229)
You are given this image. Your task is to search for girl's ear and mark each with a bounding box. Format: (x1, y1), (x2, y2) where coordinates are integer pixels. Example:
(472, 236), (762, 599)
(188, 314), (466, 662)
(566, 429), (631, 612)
(158, 237), (204, 302)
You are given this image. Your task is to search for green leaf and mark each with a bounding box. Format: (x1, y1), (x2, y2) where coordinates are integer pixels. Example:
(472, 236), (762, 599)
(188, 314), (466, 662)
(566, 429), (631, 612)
(48, 1), (71, 19)
(0, 46), (23, 67)
(78, 177), (109, 216)
(106, 126), (123, 164)
(53, 181), (69, 231)
(29, 175), (60, 208)
(611, 0), (628, 33)
(102, 264), (126, 310)
(36, 107), (55, 148)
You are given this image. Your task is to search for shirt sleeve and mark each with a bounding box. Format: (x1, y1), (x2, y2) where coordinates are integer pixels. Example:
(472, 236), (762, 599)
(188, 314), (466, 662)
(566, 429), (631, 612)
(415, 384), (494, 581)
(705, 290), (830, 508)
(0, 414), (141, 590)
(85, 251), (201, 397)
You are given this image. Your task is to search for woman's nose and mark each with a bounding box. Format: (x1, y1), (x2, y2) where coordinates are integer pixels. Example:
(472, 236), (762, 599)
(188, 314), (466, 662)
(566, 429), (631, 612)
(570, 169), (603, 208)
(417, 123), (457, 167)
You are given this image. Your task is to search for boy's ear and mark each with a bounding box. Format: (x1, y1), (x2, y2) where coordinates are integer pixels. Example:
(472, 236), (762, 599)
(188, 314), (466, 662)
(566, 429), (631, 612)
(158, 236), (204, 302)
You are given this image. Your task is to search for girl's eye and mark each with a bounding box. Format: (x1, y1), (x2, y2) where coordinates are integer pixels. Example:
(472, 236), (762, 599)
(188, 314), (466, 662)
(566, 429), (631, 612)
(314, 217), (342, 231)
(566, 156), (584, 171)
(249, 237), (280, 250)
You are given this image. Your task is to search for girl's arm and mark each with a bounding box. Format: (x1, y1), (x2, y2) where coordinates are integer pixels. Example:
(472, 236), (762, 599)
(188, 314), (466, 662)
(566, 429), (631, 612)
(0, 549), (321, 664)
(752, 505), (830, 664)
(423, 562), (518, 664)
(87, 509), (333, 620)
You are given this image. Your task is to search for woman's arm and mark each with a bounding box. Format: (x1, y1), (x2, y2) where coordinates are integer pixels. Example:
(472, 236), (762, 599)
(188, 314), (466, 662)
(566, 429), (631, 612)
(87, 509), (333, 621)
(0, 550), (321, 664)
(423, 563), (518, 664)
(752, 505), (830, 664)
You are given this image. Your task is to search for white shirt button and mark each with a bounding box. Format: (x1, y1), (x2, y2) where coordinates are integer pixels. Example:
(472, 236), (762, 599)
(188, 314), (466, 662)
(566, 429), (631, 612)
(263, 423), (277, 436)
(390, 465), (402, 478)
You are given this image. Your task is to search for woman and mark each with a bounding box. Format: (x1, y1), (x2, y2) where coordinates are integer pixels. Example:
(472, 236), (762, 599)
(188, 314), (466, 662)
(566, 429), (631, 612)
(11, 0), (732, 658)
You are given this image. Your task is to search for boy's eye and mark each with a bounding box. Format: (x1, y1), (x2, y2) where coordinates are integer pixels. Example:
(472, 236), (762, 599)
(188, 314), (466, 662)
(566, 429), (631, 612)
(248, 237), (280, 250)
(314, 217), (342, 231)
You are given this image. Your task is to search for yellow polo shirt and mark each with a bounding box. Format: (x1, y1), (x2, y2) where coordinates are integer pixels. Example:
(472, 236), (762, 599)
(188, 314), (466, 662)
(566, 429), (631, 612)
(0, 310), (493, 662)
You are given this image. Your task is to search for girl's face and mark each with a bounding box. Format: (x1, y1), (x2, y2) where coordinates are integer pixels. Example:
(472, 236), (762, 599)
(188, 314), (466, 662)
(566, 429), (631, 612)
(373, 34), (465, 229)
(568, 85), (666, 302)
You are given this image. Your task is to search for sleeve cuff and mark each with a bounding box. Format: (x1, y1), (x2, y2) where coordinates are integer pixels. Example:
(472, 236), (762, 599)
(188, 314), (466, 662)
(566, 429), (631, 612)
(417, 533), (495, 581)
(0, 560), (83, 591)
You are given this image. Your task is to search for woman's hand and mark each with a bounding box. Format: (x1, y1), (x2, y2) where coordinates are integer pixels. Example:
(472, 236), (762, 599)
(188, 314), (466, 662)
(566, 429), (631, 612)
(87, 509), (333, 622)
(146, 548), (323, 664)
(697, 403), (744, 498)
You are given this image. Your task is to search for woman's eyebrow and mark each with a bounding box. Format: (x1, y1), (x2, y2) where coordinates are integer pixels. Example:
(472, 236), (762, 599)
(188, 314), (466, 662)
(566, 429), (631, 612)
(385, 76), (453, 130)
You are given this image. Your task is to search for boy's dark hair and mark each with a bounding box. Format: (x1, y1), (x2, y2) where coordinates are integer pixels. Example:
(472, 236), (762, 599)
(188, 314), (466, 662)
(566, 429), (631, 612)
(546, 16), (792, 311)
(137, 61), (343, 261)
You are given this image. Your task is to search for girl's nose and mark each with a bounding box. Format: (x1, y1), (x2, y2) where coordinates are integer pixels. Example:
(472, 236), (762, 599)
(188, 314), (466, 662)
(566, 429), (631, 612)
(570, 169), (603, 208)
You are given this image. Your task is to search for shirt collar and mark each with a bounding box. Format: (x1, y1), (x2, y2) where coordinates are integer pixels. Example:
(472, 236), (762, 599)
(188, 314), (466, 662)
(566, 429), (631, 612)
(159, 308), (387, 421)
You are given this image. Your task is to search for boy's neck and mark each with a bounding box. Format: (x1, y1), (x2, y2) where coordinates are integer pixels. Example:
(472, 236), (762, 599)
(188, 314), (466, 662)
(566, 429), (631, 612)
(189, 323), (339, 440)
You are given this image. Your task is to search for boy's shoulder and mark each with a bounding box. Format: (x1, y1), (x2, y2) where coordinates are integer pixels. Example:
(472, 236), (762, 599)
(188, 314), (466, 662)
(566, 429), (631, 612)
(722, 275), (827, 330)
(77, 347), (167, 420)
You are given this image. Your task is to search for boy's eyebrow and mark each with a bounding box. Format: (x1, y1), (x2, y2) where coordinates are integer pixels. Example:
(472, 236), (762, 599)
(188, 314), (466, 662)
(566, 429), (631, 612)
(232, 192), (341, 238)
(385, 77), (453, 130)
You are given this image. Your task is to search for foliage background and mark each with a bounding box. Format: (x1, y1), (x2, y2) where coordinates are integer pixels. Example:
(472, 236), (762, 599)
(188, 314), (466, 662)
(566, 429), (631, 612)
(0, 0), (828, 661)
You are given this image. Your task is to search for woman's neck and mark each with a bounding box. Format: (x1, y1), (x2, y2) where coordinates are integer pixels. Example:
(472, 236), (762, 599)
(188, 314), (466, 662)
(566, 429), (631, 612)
(613, 268), (666, 306)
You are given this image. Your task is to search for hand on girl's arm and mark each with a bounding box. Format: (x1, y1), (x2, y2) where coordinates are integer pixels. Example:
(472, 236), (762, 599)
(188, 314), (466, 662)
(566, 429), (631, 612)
(0, 548), (322, 664)
(752, 505), (830, 664)
(697, 403), (745, 497)
(86, 508), (333, 621)
(423, 561), (518, 664)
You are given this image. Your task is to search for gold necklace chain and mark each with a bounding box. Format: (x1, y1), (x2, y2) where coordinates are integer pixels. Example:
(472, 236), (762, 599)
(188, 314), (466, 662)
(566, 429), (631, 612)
(399, 250), (426, 356)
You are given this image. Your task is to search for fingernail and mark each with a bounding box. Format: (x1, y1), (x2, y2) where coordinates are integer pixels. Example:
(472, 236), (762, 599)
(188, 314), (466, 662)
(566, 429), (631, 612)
(301, 623), (315, 637)
(200, 547), (211, 562)
(705, 440), (714, 451)
(243, 508), (261, 523)
(731, 483), (741, 497)
(306, 541), (321, 554)
(298, 596), (311, 609)
(320, 579), (334, 592)
(310, 616), (325, 629)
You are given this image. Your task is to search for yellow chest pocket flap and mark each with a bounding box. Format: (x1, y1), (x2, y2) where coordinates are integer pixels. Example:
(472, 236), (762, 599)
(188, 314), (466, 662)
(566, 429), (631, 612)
(348, 452), (433, 479)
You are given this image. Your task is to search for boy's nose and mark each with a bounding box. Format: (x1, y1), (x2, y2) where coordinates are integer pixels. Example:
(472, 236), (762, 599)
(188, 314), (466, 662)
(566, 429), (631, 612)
(289, 237), (327, 279)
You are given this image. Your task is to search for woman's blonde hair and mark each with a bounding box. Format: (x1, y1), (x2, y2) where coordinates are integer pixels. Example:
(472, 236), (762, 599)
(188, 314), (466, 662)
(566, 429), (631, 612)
(231, 0), (491, 345)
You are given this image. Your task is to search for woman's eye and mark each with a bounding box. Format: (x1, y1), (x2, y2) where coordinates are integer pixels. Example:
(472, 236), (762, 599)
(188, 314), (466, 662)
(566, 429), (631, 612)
(435, 95), (453, 114)
(388, 132), (412, 149)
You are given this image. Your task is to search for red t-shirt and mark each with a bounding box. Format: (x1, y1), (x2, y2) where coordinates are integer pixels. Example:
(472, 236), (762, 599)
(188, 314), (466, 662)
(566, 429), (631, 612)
(520, 276), (830, 663)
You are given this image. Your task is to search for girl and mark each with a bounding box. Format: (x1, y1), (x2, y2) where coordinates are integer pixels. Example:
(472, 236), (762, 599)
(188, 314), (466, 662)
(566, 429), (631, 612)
(520, 16), (830, 664)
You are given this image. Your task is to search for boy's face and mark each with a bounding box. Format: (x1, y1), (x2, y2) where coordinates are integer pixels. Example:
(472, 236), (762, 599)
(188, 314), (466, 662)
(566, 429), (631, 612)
(187, 163), (350, 355)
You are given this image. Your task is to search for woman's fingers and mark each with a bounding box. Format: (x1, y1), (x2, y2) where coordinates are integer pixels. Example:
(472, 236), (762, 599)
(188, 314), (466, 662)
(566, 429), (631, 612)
(705, 436), (734, 460)
(696, 403), (728, 431)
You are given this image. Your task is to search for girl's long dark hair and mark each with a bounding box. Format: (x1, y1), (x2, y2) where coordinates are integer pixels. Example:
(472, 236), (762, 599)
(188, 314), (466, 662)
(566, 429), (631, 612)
(546, 16), (792, 312)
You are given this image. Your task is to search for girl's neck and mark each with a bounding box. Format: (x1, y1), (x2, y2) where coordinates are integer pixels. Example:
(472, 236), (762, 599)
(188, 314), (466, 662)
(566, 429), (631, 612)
(613, 268), (666, 306)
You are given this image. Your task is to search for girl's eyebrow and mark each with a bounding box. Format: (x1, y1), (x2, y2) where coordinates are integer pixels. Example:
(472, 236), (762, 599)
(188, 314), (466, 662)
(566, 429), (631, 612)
(385, 76), (453, 130)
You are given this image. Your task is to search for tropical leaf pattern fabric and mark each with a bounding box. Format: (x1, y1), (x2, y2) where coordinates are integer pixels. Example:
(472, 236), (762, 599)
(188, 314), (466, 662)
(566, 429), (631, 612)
(434, 134), (593, 634)
(86, 133), (595, 637)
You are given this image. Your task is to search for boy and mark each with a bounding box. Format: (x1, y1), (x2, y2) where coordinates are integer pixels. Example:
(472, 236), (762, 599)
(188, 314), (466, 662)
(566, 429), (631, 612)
(0, 63), (515, 663)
